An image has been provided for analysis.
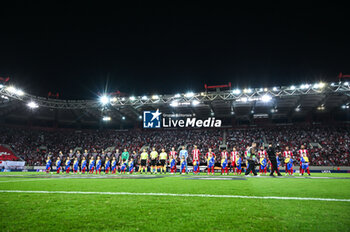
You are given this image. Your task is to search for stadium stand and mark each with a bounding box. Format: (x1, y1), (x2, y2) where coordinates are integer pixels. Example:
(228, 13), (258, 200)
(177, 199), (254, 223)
(0, 124), (349, 166)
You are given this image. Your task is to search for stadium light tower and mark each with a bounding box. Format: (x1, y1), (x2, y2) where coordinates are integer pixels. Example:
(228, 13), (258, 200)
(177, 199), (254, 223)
(27, 101), (39, 109)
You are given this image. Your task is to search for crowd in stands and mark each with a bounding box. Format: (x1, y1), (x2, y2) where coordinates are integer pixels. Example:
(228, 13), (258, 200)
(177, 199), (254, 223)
(0, 124), (349, 166)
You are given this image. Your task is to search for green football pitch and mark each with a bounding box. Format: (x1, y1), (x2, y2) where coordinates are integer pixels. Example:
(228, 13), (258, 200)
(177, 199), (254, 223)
(1, 172), (350, 232)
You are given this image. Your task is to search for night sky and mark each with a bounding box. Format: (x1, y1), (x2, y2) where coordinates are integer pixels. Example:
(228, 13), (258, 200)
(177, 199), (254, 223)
(1, 4), (349, 99)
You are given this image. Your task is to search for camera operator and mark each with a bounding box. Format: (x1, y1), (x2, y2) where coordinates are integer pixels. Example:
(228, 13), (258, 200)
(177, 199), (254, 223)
(267, 144), (282, 176)
(244, 142), (258, 176)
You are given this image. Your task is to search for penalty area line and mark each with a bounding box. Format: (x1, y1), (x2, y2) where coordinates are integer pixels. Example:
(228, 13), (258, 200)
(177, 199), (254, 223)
(0, 190), (349, 202)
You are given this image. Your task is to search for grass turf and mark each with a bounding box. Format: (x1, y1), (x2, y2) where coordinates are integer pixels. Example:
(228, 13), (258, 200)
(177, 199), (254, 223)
(0, 172), (350, 231)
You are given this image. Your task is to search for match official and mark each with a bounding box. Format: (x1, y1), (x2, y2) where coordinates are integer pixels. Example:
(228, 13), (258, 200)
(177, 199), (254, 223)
(267, 144), (282, 176)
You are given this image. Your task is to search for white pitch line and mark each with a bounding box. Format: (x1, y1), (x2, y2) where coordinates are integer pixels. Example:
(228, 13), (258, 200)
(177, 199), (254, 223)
(0, 179), (60, 183)
(0, 190), (349, 202)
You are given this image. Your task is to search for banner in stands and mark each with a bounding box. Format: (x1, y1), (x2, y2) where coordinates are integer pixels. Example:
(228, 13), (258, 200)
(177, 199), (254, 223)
(0, 145), (20, 161)
(0, 161), (26, 170)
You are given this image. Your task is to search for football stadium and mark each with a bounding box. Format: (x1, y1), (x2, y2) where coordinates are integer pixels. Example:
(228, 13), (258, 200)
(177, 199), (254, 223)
(1, 5), (350, 232)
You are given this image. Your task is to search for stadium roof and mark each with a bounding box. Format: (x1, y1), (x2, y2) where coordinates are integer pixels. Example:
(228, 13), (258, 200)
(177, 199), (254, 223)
(1, 82), (350, 127)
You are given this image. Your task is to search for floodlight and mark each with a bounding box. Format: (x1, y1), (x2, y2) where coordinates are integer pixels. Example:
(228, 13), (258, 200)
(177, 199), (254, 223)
(102, 116), (111, 121)
(290, 85), (296, 90)
(232, 89), (241, 95)
(122, 116), (126, 120)
(141, 96), (148, 100)
(99, 95), (110, 105)
(261, 95), (272, 102)
(192, 100), (200, 106)
(170, 101), (179, 107)
(129, 96), (136, 101)
(174, 93), (181, 98)
(27, 101), (38, 109)
(152, 95), (159, 100)
(185, 92), (194, 98)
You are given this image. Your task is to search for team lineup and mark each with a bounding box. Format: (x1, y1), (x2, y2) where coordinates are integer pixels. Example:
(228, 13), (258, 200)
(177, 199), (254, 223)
(44, 142), (311, 176)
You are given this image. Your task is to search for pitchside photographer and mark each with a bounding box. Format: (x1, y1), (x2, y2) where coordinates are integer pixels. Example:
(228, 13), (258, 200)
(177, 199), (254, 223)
(267, 144), (282, 176)
(245, 142), (258, 176)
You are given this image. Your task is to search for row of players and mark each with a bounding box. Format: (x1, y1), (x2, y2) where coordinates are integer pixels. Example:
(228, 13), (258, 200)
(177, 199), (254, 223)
(45, 144), (311, 176)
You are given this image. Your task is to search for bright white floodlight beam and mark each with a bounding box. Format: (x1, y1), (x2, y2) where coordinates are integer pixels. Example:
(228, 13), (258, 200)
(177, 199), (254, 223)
(152, 95), (159, 100)
(192, 100), (200, 106)
(232, 89), (241, 95)
(102, 116), (111, 121)
(27, 101), (39, 109)
(122, 116), (126, 120)
(141, 96), (148, 100)
(185, 92), (195, 98)
(129, 96), (136, 101)
(290, 85), (296, 90)
(261, 95), (272, 103)
(170, 101), (179, 107)
(99, 95), (110, 105)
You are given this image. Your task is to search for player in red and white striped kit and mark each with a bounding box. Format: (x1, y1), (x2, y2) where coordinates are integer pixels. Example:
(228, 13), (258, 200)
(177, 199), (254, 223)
(258, 146), (267, 174)
(191, 145), (201, 174)
(221, 149), (229, 175)
(283, 146), (293, 176)
(230, 147), (239, 174)
(169, 147), (178, 174)
(298, 145), (308, 175)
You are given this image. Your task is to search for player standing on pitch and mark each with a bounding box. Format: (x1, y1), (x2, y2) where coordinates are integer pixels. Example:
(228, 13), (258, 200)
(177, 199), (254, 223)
(45, 156), (51, 174)
(89, 156), (95, 174)
(221, 149), (229, 175)
(298, 145), (308, 175)
(111, 157), (117, 174)
(81, 157), (87, 174)
(230, 147), (238, 174)
(179, 146), (189, 174)
(192, 145), (200, 174)
(206, 148), (216, 175)
(283, 146), (293, 175)
(169, 147), (177, 174)
(56, 157), (61, 174)
(105, 157), (110, 174)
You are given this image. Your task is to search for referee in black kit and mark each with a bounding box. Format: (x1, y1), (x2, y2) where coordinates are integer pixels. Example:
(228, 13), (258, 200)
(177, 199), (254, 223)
(267, 144), (282, 176)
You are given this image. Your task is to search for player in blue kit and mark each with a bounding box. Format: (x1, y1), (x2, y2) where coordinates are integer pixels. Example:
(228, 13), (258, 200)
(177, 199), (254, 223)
(129, 158), (134, 174)
(105, 157), (110, 174)
(193, 160), (199, 175)
(301, 154), (311, 176)
(111, 157), (117, 174)
(121, 160), (127, 174)
(236, 155), (242, 175)
(81, 157), (87, 174)
(221, 158), (228, 175)
(89, 157), (95, 174)
(73, 158), (79, 174)
(285, 155), (294, 175)
(65, 157), (71, 174)
(56, 157), (61, 174)
(96, 156), (102, 174)
(45, 157), (51, 174)
(259, 155), (267, 175)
